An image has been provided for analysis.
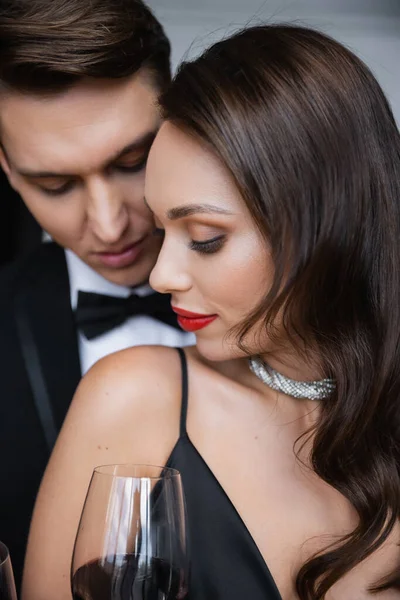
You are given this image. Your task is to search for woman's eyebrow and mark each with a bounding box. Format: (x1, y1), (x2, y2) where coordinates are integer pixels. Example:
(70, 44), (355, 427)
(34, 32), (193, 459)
(143, 198), (234, 219)
(167, 203), (234, 220)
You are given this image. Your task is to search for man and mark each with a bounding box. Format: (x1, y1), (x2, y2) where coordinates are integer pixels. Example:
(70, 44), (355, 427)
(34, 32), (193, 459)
(0, 0), (193, 586)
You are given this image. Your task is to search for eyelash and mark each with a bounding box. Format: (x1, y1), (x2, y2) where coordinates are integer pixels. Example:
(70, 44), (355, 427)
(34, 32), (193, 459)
(38, 158), (148, 196)
(152, 228), (225, 255)
(39, 181), (74, 197)
(190, 235), (225, 255)
(114, 157), (148, 174)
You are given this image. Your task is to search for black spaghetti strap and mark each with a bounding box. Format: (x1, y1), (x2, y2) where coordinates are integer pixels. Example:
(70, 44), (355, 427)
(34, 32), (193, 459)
(176, 347), (189, 437)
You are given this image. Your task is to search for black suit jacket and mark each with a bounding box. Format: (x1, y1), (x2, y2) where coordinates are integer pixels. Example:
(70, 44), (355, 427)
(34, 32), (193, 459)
(0, 242), (81, 589)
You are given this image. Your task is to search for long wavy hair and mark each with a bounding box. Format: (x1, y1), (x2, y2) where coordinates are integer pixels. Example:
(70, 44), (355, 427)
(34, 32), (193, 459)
(159, 24), (400, 598)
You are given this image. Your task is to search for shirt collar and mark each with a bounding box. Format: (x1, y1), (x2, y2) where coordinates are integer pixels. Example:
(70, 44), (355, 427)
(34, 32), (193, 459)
(65, 249), (153, 310)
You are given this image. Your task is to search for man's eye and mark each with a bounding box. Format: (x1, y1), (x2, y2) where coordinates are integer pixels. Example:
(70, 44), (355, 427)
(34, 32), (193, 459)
(152, 227), (165, 237)
(114, 157), (148, 174)
(38, 181), (74, 196)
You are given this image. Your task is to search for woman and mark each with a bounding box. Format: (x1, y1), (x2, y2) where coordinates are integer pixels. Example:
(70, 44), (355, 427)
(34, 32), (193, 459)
(23, 24), (400, 600)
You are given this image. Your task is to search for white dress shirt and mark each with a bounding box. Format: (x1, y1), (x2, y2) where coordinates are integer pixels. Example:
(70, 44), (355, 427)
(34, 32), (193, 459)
(65, 249), (194, 374)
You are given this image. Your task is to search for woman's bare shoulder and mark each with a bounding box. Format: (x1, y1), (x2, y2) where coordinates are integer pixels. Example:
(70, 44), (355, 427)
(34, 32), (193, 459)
(59, 345), (197, 462)
(22, 346), (196, 600)
(75, 344), (190, 413)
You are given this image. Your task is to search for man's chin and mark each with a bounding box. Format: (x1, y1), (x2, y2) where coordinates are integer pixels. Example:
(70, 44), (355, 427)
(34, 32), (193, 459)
(89, 260), (155, 288)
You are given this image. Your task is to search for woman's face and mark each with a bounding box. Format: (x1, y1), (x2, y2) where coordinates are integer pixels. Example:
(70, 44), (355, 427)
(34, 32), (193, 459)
(145, 122), (273, 361)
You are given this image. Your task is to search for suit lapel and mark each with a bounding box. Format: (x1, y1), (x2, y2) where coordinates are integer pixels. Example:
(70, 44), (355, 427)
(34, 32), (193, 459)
(14, 243), (81, 433)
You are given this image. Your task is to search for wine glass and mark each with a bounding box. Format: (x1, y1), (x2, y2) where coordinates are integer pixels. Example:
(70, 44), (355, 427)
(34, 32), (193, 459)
(0, 542), (17, 600)
(71, 464), (189, 600)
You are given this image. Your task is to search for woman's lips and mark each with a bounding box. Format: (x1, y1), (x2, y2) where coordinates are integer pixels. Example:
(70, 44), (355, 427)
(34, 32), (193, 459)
(172, 307), (218, 332)
(96, 237), (147, 269)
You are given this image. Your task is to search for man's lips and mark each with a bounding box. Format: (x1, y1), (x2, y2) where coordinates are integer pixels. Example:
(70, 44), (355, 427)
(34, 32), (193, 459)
(172, 306), (218, 332)
(95, 236), (148, 268)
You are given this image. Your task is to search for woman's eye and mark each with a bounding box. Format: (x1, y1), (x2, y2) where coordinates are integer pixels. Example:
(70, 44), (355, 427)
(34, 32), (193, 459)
(190, 235), (226, 255)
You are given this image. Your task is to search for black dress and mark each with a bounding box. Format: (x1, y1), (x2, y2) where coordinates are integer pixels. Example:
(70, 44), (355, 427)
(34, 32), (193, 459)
(165, 349), (282, 599)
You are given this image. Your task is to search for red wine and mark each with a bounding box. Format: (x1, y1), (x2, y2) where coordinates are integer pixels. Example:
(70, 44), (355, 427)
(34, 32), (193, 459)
(72, 554), (188, 600)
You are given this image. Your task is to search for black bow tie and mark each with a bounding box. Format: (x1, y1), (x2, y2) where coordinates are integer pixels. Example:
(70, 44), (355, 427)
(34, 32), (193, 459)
(74, 290), (181, 340)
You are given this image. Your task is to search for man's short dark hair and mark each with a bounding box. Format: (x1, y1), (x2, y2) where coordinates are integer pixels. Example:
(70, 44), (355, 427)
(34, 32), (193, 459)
(0, 0), (171, 94)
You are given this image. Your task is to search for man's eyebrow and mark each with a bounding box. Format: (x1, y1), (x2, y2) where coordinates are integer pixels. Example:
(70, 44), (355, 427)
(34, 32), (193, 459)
(167, 203), (234, 220)
(15, 130), (157, 179)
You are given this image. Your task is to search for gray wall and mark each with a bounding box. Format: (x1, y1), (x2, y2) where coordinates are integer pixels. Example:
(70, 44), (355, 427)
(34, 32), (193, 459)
(148, 0), (400, 124)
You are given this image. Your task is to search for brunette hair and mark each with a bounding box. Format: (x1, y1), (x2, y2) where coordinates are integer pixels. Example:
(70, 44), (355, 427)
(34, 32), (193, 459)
(159, 24), (400, 598)
(0, 0), (171, 93)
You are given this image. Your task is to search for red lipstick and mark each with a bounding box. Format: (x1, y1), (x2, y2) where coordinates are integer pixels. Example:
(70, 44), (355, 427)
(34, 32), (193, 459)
(172, 307), (217, 332)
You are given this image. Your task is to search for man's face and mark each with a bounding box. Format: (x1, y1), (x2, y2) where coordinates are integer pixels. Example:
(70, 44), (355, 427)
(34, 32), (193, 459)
(0, 71), (163, 286)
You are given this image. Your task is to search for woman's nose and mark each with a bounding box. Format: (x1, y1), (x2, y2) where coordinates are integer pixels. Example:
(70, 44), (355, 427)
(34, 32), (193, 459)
(149, 238), (192, 295)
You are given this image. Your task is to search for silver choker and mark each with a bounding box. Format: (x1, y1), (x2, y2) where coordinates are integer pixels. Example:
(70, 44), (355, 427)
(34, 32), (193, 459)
(249, 356), (335, 401)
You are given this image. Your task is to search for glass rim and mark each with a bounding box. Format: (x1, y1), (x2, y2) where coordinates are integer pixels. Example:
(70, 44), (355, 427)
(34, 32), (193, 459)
(0, 541), (10, 567)
(93, 463), (181, 480)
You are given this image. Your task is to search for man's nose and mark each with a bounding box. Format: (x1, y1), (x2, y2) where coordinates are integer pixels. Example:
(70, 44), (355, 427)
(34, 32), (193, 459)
(87, 177), (129, 244)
